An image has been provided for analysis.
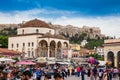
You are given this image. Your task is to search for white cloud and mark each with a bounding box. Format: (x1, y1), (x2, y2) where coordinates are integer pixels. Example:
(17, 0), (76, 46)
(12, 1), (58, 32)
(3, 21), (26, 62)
(51, 16), (120, 38)
(0, 9), (120, 38)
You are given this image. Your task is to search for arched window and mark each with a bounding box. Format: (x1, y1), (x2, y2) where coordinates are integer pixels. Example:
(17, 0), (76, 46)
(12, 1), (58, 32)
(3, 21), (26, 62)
(36, 29), (39, 33)
(23, 43), (25, 47)
(32, 42), (34, 47)
(11, 44), (14, 48)
(17, 43), (19, 48)
(28, 42), (30, 47)
(22, 30), (24, 34)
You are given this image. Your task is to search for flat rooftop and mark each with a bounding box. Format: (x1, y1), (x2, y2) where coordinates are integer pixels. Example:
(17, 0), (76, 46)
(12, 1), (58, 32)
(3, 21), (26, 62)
(104, 39), (120, 43)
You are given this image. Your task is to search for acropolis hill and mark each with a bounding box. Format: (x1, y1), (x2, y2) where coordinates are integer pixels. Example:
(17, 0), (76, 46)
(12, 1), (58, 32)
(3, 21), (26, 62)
(0, 20), (105, 39)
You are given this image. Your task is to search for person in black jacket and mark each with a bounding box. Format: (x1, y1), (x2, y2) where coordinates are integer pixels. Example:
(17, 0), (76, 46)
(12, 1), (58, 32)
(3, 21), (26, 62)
(81, 68), (86, 80)
(87, 68), (90, 77)
(119, 72), (120, 80)
(107, 70), (112, 80)
(22, 70), (32, 80)
(54, 72), (63, 80)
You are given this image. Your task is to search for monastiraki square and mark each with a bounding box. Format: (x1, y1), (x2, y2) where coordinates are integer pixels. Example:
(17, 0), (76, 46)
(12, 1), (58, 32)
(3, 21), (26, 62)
(0, 0), (120, 80)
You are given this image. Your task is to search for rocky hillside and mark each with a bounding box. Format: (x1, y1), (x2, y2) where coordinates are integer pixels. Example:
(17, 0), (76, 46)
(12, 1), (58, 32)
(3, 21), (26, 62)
(0, 24), (19, 30)
(0, 23), (105, 40)
(53, 24), (105, 40)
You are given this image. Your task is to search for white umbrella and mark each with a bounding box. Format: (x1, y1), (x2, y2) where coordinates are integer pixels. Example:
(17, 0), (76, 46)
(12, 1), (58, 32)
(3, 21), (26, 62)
(98, 61), (106, 66)
(36, 57), (47, 63)
(16, 61), (36, 65)
(47, 61), (55, 64)
(0, 57), (15, 62)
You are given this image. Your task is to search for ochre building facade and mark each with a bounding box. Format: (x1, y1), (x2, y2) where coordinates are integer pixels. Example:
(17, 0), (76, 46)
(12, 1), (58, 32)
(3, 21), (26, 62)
(104, 39), (120, 67)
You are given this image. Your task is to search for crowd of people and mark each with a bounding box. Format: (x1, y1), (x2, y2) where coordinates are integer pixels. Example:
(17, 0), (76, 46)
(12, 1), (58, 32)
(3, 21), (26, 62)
(0, 63), (120, 80)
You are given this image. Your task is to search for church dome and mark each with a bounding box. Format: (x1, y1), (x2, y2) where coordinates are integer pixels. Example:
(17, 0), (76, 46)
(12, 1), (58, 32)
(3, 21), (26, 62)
(21, 19), (51, 28)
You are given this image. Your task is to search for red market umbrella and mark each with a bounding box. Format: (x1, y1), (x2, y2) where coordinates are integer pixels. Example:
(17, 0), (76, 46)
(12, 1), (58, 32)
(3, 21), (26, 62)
(16, 61), (36, 65)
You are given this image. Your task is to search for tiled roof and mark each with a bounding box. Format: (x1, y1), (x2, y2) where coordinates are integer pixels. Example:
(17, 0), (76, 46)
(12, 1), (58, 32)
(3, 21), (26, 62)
(105, 39), (120, 44)
(0, 48), (23, 56)
(79, 48), (89, 54)
(20, 19), (52, 28)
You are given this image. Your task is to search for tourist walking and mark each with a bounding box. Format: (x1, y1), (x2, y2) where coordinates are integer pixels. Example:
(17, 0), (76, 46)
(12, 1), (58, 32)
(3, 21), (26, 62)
(87, 68), (90, 77)
(21, 70), (32, 80)
(90, 68), (94, 80)
(107, 70), (112, 80)
(93, 66), (98, 80)
(36, 68), (42, 80)
(119, 68), (120, 80)
(81, 67), (86, 80)
(102, 71), (107, 80)
(77, 66), (81, 77)
(98, 69), (103, 80)
(54, 72), (63, 80)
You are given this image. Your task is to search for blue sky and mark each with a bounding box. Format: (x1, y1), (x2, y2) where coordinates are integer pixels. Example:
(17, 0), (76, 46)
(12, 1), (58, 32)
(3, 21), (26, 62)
(0, 0), (120, 37)
(0, 0), (120, 16)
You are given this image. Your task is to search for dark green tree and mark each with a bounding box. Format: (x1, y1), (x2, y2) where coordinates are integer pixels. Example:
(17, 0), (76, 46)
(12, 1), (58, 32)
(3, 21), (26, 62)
(88, 53), (104, 61)
(85, 39), (104, 50)
(0, 35), (8, 48)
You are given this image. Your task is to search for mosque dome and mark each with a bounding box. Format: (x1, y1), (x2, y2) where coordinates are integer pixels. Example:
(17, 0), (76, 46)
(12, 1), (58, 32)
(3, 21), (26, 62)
(21, 19), (51, 28)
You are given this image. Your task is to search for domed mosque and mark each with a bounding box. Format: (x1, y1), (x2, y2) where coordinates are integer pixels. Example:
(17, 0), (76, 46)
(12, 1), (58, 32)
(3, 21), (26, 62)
(8, 19), (69, 59)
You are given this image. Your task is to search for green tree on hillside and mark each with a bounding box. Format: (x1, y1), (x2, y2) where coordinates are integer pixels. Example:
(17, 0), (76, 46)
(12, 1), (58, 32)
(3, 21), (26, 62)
(69, 32), (87, 44)
(85, 39), (104, 50)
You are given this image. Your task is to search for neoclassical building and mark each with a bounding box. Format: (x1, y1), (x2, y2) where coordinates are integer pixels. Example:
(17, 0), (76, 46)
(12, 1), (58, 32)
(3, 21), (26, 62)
(104, 39), (120, 68)
(8, 19), (69, 59)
